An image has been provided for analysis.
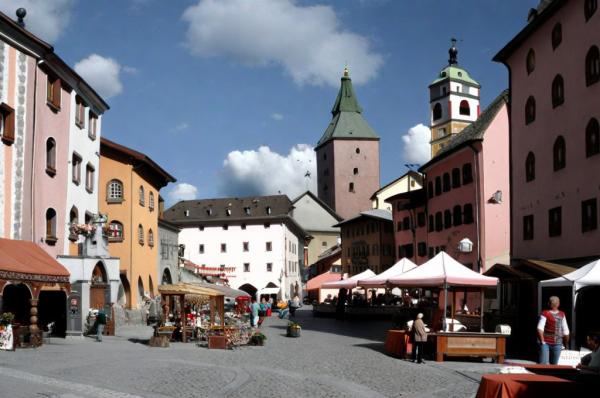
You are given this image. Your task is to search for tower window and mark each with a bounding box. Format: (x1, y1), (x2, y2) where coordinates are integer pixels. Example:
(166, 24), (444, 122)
(585, 0), (597, 21)
(459, 100), (470, 116)
(551, 75), (565, 108)
(46, 138), (56, 176)
(45, 208), (57, 243)
(349, 182), (355, 192)
(355, 147), (360, 154)
(525, 96), (536, 125)
(586, 118), (600, 157)
(582, 198), (598, 232)
(553, 136), (566, 171)
(549, 207), (562, 237)
(551, 23), (562, 50)
(586, 46), (600, 86)
(526, 49), (536, 75)
(433, 103), (442, 121)
(526, 152), (536, 182)
(353, 167), (358, 175)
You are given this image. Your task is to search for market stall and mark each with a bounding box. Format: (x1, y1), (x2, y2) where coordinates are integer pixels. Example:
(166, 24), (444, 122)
(358, 258), (417, 288)
(321, 269), (376, 290)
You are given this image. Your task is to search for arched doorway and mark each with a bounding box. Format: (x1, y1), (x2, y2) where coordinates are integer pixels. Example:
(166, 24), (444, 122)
(137, 277), (145, 306)
(162, 268), (173, 284)
(238, 283), (257, 298)
(90, 262), (108, 310)
(119, 274), (131, 307)
(38, 290), (67, 337)
(148, 276), (154, 298)
(2, 283), (32, 325)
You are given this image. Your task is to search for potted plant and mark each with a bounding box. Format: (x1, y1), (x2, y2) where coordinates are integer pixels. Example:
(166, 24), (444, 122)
(0, 312), (14, 331)
(287, 321), (301, 337)
(250, 332), (267, 346)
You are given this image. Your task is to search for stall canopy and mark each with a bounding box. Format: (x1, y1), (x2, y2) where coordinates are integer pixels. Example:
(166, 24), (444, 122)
(321, 269), (376, 289)
(189, 282), (250, 298)
(158, 282), (223, 297)
(307, 271), (343, 291)
(387, 252), (498, 287)
(358, 258), (417, 288)
(539, 259), (600, 292)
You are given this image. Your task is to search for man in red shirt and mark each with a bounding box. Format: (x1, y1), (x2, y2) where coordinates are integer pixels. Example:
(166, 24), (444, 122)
(537, 296), (570, 364)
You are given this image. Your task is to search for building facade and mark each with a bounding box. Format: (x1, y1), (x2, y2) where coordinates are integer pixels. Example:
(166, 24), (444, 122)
(316, 68), (380, 220)
(99, 138), (176, 308)
(158, 218), (180, 286)
(163, 195), (310, 299)
(495, 0), (600, 265)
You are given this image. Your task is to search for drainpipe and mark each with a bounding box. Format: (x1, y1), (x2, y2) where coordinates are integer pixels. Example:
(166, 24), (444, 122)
(468, 143), (482, 272)
(30, 60), (40, 241)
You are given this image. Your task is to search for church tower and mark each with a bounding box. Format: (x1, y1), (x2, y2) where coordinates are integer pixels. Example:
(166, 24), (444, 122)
(429, 39), (481, 157)
(315, 68), (380, 220)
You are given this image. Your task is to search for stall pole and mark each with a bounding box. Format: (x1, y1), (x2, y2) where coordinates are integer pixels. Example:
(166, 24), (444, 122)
(442, 283), (448, 332)
(480, 287), (484, 332)
(181, 294), (187, 343)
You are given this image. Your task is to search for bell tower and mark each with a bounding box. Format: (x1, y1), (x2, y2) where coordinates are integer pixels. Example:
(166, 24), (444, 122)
(429, 39), (481, 157)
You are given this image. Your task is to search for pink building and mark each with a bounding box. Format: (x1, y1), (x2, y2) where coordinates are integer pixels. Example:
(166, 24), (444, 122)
(387, 91), (510, 273)
(494, 0), (600, 265)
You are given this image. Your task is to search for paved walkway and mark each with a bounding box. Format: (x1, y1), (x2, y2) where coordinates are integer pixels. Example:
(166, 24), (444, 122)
(0, 308), (504, 397)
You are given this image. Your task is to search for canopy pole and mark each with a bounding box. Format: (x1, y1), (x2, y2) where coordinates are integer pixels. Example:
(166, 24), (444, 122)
(442, 284), (448, 332)
(480, 287), (484, 332)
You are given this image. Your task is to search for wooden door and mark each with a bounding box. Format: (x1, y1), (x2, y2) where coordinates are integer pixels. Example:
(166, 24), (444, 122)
(90, 285), (106, 309)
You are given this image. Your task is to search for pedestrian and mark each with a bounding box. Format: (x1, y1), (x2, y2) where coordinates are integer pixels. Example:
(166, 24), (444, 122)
(250, 297), (260, 328)
(577, 332), (600, 374)
(411, 313), (428, 364)
(336, 288), (347, 320)
(537, 296), (570, 364)
(96, 309), (107, 342)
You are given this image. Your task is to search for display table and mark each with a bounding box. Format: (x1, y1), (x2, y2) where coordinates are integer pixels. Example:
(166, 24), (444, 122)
(429, 332), (505, 363)
(475, 372), (590, 398)
(384, 329), (412, 358)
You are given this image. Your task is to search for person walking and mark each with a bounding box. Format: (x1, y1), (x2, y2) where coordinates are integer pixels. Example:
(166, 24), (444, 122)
(537, 296), (570, 364)
(411, 313), (428, 364)
(96, 310), (107, 342)
(250, 298), (260, 328)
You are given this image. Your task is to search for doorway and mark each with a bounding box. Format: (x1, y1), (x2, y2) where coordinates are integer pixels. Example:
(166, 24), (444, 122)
(90, 262), (108, 310)
(38, 290), (67, 337)
(1, 283), (32, 325)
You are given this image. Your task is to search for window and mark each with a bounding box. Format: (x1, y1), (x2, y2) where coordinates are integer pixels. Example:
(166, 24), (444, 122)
(428, 181), (434, 199)
(586, 118), (600, 157)
(523, 215), (534, 240)
(45, 208), (57, 243)
(549, 207), (562, 237)
(221, 243), (227, 253)
(417, 212), (426, 227)
(149, 192), (155, 211)
(585, 0), (597, 21)
(453, 205), (462, 226)
(417, 242), (427, 257)
(322, 241), (327, 247)
(402, 244), (414, 259)
(68, 206), (78, 241)
(551, 75), (564, 108)
(139, 186), (145, 206)
(243, 242), (249, 252)
(525, 96), (536, 124)
(397, 221), (402, 232)
(463, 204), (474, 224)
(444, 210), (452, 229)
(266, 206), (272, 215)
(443, 173), (451, 192)
(526, 152), (536, 182)
(75, 96), (85, 128)
(551, 23), (562, 50)
(355, 147), (360, 154)
(107, 180), (123, 202)
(108, 221), (123, 242)
(349, 182), (355, 192)
(553, 136), (566, 171)
(266, 263), (273, 272)
(433, 103), (442, 120)
(353, 167), (359, 175)
(526, 49), (535, 75)
(85, 163), (95, 193)
(0, 103), (15, 145)
(206, 208), (213, 216)
(88, 112), (97, 140)
(586, 46), (600, 86)
(244, 263), (250, 272)
(72, 153), (82, 185)
(428, 215), (434, 232)
(266, 242), (272, 251)
(582, 198), (598, 232)
(459, 100), (470, 116)
(148, 229), (154, 247)
(462, 163), (473, 184)
(46, 138), (56, 175)
(435, 176), (442, 196)
(402, 217), (410, 230)
(451, 168), (461, 189)
(428, 247), (434, 259)
(138, 224), (144, 245)
(199, 244), (204, 254)
(435, 212), (443, 232)
(46, 74), (61, 109)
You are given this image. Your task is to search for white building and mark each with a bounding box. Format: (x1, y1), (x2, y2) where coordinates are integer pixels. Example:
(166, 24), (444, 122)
(163, 195), (310, 300)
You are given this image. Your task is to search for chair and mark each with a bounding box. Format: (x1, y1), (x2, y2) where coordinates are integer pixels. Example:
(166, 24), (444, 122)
(42, 322), (54, 344)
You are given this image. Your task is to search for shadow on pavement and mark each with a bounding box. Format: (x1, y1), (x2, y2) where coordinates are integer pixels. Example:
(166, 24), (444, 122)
(128, 338), (150, 346)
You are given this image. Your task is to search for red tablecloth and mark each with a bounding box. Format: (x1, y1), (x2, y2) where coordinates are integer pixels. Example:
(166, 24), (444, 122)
(384, 330), (412, 358)
(475, 373), (587, 398)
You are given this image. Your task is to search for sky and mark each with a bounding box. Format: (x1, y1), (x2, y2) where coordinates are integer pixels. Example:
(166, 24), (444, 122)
(0, 0), (541, 206)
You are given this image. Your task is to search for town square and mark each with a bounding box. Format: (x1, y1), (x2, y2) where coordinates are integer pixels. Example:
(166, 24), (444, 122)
(0, 0), (599, 397)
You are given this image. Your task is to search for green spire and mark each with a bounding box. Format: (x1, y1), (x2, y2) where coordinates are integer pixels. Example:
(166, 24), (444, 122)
(316, 68), (379, 149)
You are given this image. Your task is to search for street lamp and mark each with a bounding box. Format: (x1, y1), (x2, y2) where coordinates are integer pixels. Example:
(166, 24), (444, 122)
(457, 238), (473, 253)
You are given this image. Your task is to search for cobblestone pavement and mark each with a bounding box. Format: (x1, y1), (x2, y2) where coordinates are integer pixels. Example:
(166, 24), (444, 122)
(0, 308), (508, 397)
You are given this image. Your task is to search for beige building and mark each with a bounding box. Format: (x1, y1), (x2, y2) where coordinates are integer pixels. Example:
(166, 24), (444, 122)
(371, 171), (423, 212)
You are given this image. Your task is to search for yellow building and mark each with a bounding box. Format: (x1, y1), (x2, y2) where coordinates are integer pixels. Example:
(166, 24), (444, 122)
(99, 138), (176, 308)
(371, 171), (423, 212)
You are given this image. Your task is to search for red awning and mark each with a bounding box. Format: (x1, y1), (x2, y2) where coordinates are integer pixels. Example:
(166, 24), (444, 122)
(307, 271), (344, 291)
(0, 238), (70, 282)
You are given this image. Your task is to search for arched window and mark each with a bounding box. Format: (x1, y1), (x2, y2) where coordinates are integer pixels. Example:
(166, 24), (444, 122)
(462, 163), (473, 184)
(45, 208), (57, 242)
(444, 210), (452, 229)
(138, 224), (144, 245)
(453, 205), (462, 226)
(91, 262), (107, 284)
(585, 0), (597, 21)
(553, 136), (566, 171)
(526, 152), (536, 182)
(139, 186), (145, 206)
(586, 46), (600, 86)
(452, 168), (461, 188)
(433, 103), (442, 121)
(586, 118), (600, 157)
(526, 49), (536, 74)
(551, 23), (562, 49)
(459, 100), (470, 116)
(149, 191), (155, 211)
(463, 204), (474, 224)
(551, 75), (564, 107)
(525, 96), (536, 125)
(148, 229), (154, 247)
(442, 173), (451, 192)
(427, 181), (434, 199)
(108, 221), (124, 242)
(46, 138), (56, 175)
(107, 179), (123, 202)
(69, 206), (78, 241)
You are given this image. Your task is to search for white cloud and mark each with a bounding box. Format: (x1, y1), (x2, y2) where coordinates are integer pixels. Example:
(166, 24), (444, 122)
(401, 123), (431, 165)
(168, 183), (199, 202)
(270, 113), (284, 121)
(122, 66), (139, 75)
(0, 0), (73, 43)
(182, 0), (383, 87)
(170, 122), (189, 134)
(74, 54), (123, 99)
(219, 145), (316, 198)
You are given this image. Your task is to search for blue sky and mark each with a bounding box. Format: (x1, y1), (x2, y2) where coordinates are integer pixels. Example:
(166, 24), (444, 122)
(1, 0), (540, 204)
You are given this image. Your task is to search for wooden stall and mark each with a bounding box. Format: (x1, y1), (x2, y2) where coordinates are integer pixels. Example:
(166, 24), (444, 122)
(429, 332), (506, 363)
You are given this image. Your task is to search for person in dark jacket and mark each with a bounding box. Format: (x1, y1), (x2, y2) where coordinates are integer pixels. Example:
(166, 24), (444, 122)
(411, 313), (428, 364)
(96, 310), (107, 342)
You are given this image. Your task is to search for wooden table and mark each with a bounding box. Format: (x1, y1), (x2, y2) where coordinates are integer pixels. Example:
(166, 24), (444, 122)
(429, 332), (506, 363)
(384, 329), (412, 358)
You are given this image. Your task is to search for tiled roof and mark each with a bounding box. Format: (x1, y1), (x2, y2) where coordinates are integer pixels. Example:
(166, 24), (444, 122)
(334, 209), (392, 227)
